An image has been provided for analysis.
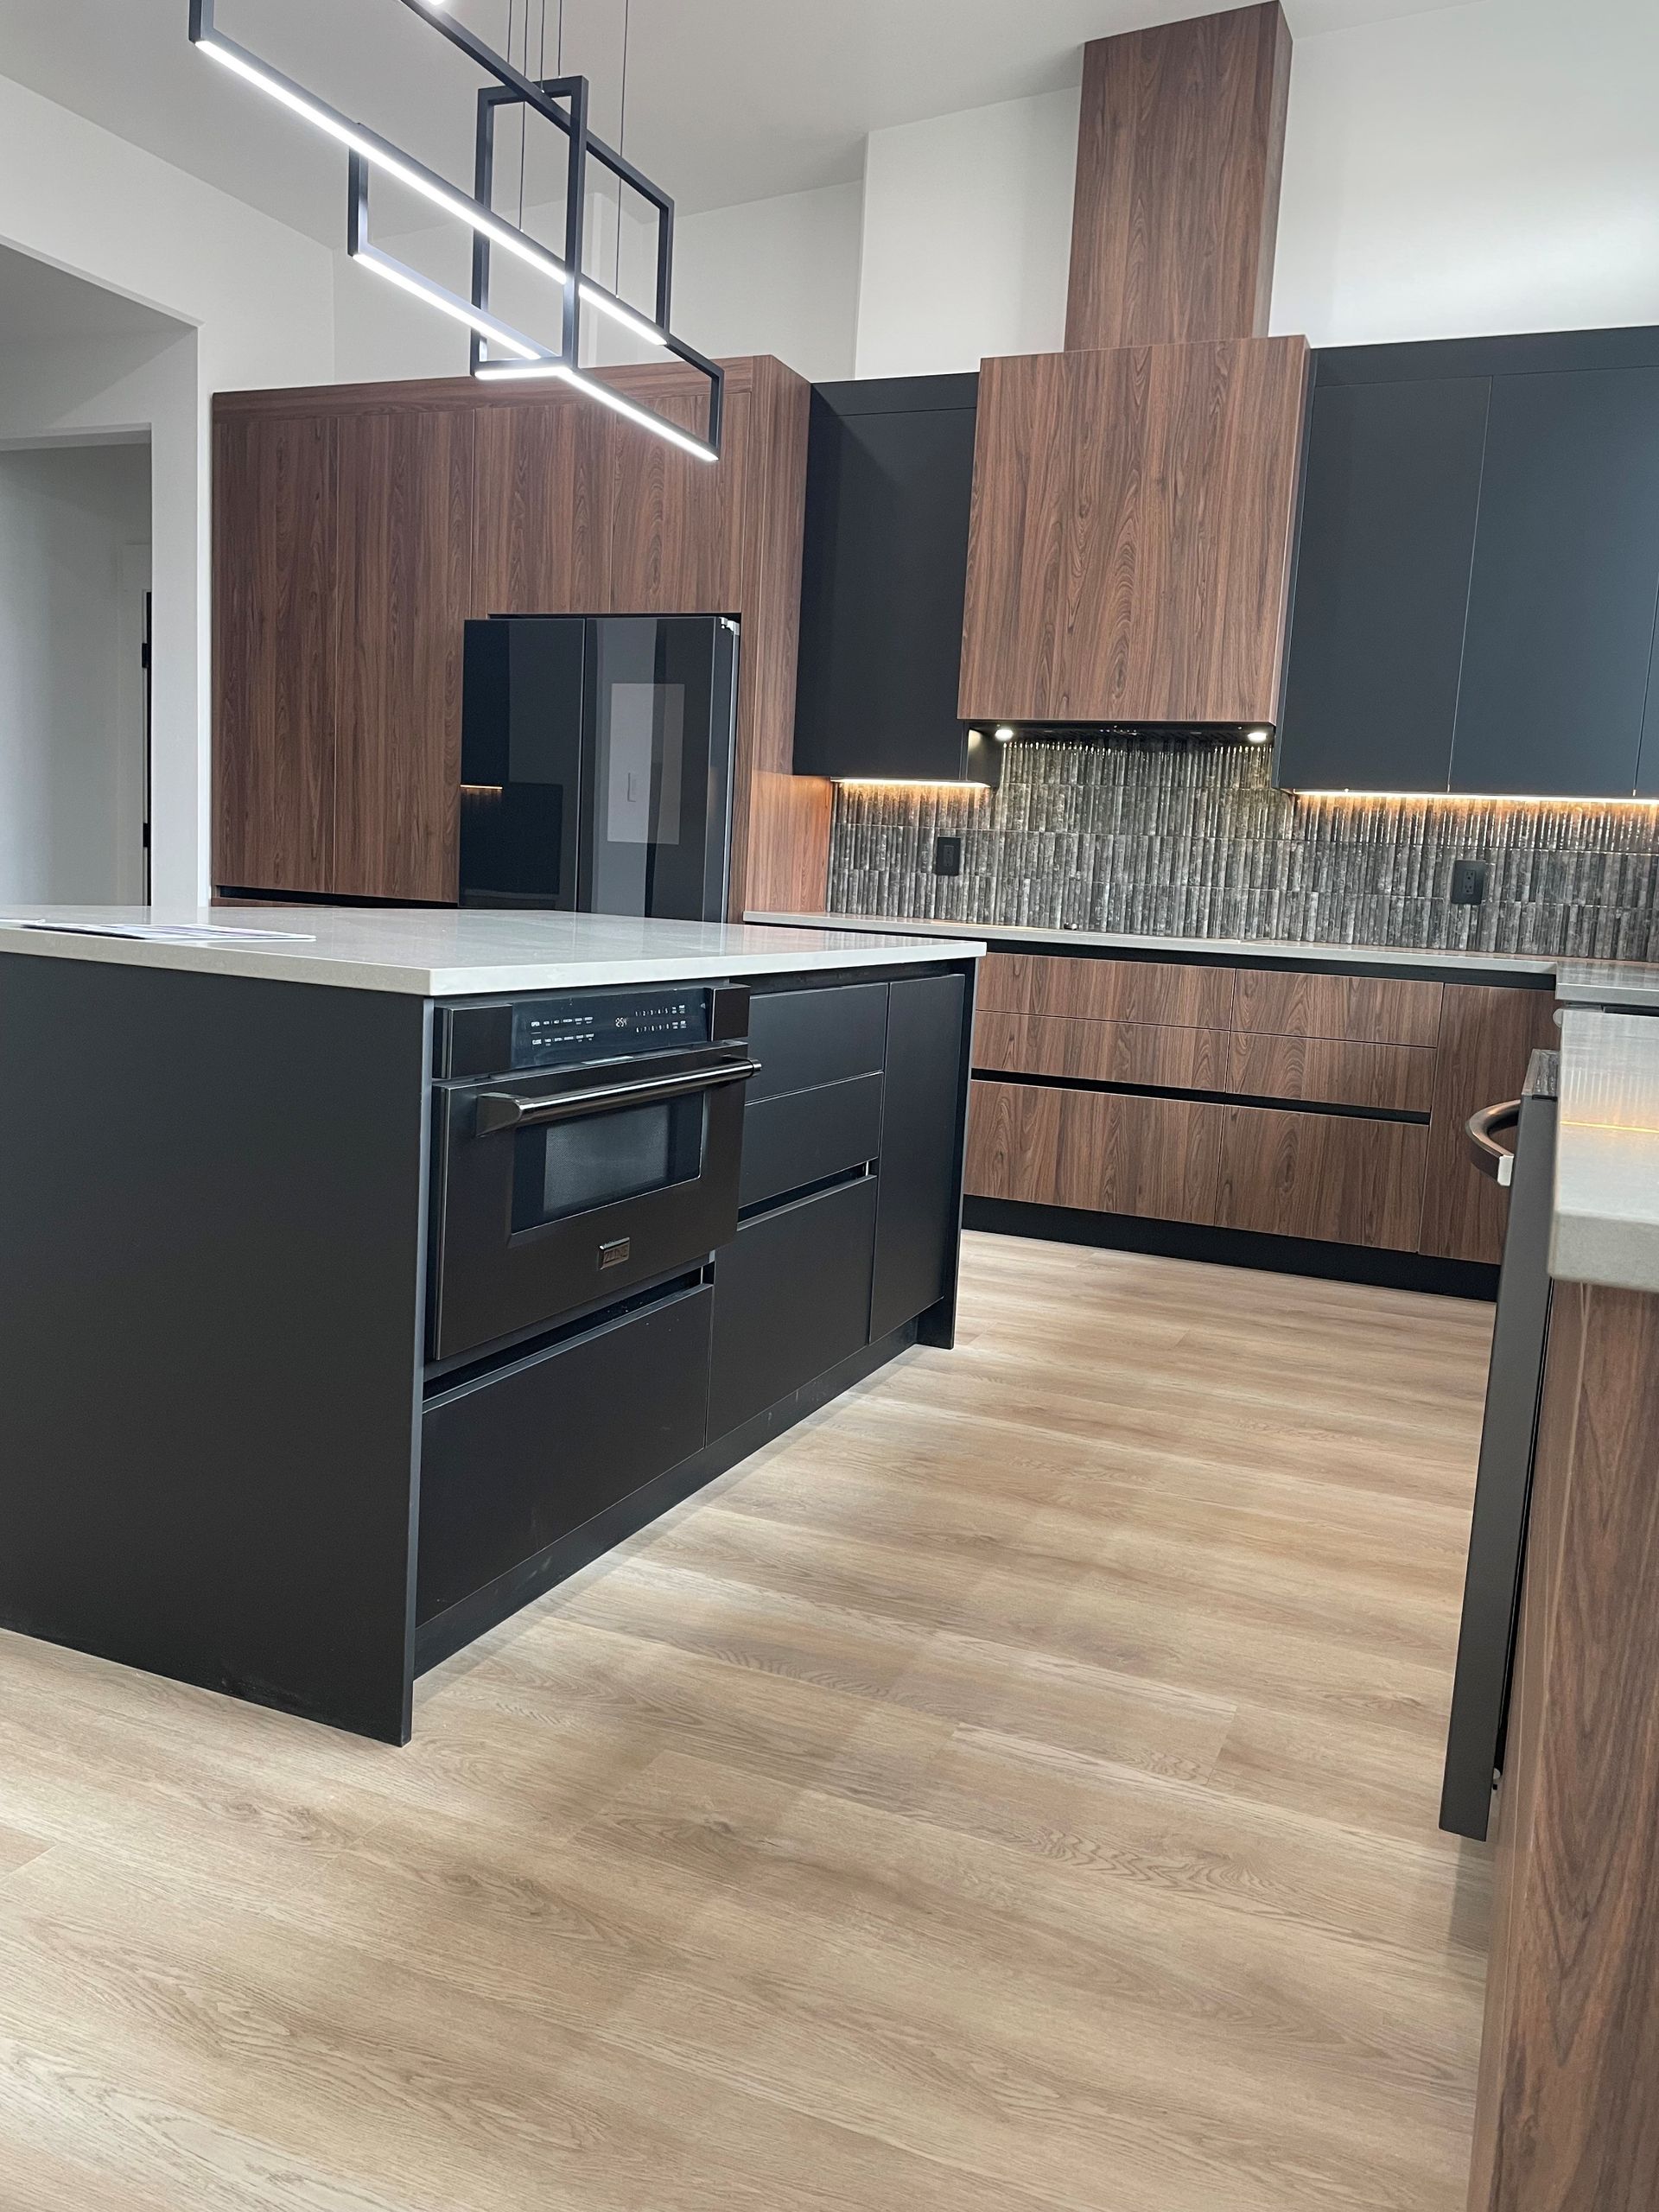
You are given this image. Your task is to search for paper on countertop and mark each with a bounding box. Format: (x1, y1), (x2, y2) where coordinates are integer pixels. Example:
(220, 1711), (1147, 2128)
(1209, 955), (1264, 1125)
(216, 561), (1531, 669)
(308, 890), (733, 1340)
(10, 921), (319, 944)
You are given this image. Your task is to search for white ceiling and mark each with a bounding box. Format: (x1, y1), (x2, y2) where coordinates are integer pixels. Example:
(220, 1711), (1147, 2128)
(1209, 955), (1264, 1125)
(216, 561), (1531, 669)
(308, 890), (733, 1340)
(0, 243), (188, 346)
(0, 0), (1469, 242)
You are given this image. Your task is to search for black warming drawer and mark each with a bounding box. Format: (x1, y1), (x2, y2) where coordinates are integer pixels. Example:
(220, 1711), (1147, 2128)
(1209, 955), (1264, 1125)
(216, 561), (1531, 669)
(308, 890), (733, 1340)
(417, 1283), (713, 1626)
(709, 1174), (878, 1440)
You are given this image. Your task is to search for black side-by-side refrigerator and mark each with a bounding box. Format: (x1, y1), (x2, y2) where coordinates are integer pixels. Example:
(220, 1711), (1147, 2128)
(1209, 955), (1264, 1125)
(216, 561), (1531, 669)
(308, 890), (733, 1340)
(460, 614), (739, 923)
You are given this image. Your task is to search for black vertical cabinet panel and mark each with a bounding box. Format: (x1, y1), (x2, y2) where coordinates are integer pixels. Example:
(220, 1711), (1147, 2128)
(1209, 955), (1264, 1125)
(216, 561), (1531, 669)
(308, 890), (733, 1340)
(709, 1178), (877, 1440)
(793, 375), (981, 782)
(871, 973), (969, 1339)
(0, 956), (430, 1744)
(1451, 366), (1659, 796)
(1276, 376), (1490, 793)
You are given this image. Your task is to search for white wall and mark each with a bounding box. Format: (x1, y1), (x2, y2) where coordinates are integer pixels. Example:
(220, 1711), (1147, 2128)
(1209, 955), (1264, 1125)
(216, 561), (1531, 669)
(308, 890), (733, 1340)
(0, 73), (334, 906)
(854, 89), (1081, 378)
(1273, 0), (1659, 346)
(0, 442), (151, 903)
(334, 178), (864, 386)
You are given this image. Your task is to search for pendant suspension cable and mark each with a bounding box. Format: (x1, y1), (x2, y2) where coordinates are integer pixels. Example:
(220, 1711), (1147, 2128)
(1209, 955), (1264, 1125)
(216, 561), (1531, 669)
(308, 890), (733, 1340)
(615, 0), (631, 295)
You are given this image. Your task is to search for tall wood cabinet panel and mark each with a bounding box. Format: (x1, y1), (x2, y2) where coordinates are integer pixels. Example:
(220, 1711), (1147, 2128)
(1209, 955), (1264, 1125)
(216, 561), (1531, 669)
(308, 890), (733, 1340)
(213, 412), (338, 894)
(1420, 983), (1559, 1265)
(334, 408), (475, 903)
(213, 359), (824, 912)
(959, 337), (1309, 727)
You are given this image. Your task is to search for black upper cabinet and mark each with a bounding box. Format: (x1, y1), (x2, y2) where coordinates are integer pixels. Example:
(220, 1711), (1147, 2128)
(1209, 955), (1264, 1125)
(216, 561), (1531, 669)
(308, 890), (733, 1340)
(1277, 375), (1489, 792)
(1277, 327), (1659, 798)
(794, 375), (997, 785)
(1451, 366), (1659, 796)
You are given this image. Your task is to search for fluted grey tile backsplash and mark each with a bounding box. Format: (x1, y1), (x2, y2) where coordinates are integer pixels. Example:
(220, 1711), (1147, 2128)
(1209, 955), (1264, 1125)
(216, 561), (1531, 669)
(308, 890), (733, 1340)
(827, 738), (1659, 958)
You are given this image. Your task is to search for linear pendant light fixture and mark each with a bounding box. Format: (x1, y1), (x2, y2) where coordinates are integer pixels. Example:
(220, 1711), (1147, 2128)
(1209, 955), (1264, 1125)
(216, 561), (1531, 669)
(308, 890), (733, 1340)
(188, 0), (722, 459)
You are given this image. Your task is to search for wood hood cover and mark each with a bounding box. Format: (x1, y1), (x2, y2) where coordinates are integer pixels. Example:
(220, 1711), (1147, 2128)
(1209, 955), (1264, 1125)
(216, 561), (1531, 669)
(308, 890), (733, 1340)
(959, 3), (1310, 730)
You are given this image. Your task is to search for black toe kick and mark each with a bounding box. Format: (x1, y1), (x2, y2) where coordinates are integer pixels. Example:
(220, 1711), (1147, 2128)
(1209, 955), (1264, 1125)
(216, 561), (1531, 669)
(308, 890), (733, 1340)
(964, 1198), (1499, 1300)
(413, 1322), (919, 1676)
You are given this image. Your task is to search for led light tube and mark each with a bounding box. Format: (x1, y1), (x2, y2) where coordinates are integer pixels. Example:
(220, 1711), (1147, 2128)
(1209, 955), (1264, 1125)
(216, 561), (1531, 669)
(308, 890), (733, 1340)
(353, 245), (543, 359)
(197, 32), (667, 349)
(474, 359), (716, 461)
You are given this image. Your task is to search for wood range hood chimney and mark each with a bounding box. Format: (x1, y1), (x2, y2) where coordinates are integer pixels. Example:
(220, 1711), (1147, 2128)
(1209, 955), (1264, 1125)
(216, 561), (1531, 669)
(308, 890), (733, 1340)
(1065, 0), (1294, 352)
(957, 2), (1308, 734)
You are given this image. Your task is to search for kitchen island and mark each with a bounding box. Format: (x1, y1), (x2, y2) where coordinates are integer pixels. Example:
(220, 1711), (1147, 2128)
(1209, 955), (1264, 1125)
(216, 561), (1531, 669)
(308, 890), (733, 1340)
(0, 911), (982, 1743)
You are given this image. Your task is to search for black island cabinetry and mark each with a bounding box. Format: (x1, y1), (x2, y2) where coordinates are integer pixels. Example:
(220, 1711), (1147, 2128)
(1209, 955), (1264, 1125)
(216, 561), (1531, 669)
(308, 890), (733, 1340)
(0, 936), (977, 1745)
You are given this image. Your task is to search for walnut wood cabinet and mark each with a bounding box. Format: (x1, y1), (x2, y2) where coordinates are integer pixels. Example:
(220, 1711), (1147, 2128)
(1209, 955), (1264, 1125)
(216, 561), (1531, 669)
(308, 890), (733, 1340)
(958, 336), (1309, 728)
(964, 944), (1554, 1268)
(213, 359), (828, 912)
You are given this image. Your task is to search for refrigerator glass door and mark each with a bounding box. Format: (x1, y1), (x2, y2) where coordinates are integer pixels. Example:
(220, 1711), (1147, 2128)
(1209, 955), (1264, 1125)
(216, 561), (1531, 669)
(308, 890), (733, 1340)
(460, 618), (585, 908)
(583, 618), (736, 922)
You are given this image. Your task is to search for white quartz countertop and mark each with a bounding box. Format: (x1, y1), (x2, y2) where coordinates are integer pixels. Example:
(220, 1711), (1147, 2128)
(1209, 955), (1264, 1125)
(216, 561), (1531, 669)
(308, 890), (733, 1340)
(1554, 960), (1659, 1010)
(0, 908), (986, 997)
(1552, 1008), (1659, 1292)
(748, 909), (1571, 979)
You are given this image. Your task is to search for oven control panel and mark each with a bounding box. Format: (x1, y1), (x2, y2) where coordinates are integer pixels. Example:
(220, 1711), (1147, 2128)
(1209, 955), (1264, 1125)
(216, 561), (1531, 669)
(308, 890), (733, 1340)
(509, 988), (714, 1070)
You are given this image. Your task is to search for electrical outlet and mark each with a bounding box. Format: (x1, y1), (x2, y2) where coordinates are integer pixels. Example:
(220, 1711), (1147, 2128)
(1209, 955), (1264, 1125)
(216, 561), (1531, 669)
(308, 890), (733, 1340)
(1450, 859), (1488, 906)
(933, 836), (963, 878)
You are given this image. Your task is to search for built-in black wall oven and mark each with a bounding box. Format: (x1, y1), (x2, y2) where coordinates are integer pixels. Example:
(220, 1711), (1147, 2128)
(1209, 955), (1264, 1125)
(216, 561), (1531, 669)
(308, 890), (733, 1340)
(428, 984), (758, 1366)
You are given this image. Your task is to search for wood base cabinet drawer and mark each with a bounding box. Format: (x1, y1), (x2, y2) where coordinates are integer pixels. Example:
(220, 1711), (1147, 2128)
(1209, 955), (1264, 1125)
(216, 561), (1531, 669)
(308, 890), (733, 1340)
(1217, 1107), (1427, 1249)
(1224, 1031), (1437, 1114)
(417, 1286), (713, 1626)
(978, 952), (1231, 1028)
(1232, 968), (1444, 1047)
(709, 1176), (877, 1440)
(975, 1009), (1224, 1090)
(966, 1080), (1221, 1224)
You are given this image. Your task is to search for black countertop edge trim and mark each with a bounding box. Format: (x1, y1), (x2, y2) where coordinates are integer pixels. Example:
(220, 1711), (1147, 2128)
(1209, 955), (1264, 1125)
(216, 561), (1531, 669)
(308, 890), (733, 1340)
(971, 1067), (1430, 1125)
(413, 1322), (919, 1675)
(963, 1198), (1499, 1302)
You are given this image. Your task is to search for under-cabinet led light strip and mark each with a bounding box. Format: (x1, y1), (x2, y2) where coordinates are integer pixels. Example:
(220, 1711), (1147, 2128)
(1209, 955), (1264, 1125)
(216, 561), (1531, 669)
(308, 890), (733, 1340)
(196, 32), (669, 353)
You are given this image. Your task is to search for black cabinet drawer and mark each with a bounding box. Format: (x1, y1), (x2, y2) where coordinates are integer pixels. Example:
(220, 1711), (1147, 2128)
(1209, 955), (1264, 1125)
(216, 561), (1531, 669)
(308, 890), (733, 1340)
(709, 1176), (877, 1440)
(417, 1284), (712, 1625)
(739, 1071), (884, 1210)
(747, 982), (889, 1103)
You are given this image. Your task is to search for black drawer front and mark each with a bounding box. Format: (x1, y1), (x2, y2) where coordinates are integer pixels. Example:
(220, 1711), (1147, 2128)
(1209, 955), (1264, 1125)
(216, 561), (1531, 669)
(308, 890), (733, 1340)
(709, 1176), (877, 1440)
(747, 982), (889, 1103)
(417, 1285), (713, 1625)
(740, 1071), (885, 1211)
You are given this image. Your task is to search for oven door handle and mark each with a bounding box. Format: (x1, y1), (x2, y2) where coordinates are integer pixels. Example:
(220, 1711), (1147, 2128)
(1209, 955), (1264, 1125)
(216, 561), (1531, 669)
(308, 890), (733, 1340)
(474, 1058), (762, 1136)
(1465, 1098), (1522, 1186)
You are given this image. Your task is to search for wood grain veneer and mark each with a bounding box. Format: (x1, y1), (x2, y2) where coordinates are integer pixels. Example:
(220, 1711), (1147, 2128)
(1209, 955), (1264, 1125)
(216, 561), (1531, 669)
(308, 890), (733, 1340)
(1217, 1104), (1428, 1250)
(1467, 1281), (1659, 2211)
(1420, 985), (1560, 1266)
(212, 411), (337, 895)
(0, 1236), (1494, 2211)
(959, 337), (1310, 727)
(1232, 967), (1446, 1048)
(977, 950), (1234, 1027)
(974, 1010), (1224, 1090)
(966, 1079), (1222, 1223)
(1066, 3), (1293, 353)
(334, 407), (474, 903)
(213, 358), (824, 915)
(1224, 1031), (1437, 1116)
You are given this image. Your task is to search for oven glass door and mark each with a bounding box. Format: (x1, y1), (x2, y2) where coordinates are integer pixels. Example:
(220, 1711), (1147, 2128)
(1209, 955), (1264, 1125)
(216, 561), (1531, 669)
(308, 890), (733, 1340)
(431, 1046), (753, 1365)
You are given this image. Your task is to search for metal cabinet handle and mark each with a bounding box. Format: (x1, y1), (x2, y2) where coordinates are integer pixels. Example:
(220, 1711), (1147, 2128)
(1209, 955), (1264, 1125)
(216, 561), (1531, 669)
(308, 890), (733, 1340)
(1465, 1098), (1522, 1187)
(475, 1058), (761, 1136)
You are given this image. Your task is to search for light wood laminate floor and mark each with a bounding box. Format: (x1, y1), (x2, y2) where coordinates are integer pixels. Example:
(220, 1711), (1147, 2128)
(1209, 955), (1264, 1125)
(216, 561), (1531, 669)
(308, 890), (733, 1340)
(0, 1234), (1494, 2212)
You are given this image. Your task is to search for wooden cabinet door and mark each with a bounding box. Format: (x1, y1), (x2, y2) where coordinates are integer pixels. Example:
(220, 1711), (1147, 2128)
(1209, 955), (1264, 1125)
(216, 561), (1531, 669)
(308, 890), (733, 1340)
(472, 394), (613, 616)
(960, 337), (1308, 726)
(334, 408), (475, 903)
(1217, 1105), (1427, 1249)
(966, 1080), (1221, 1224)
(1452, 367), (1659, 797)
(213, 412), (338, 893)
(1420, 983), (1559, 1264)
(1276, 375), (1489, 795)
